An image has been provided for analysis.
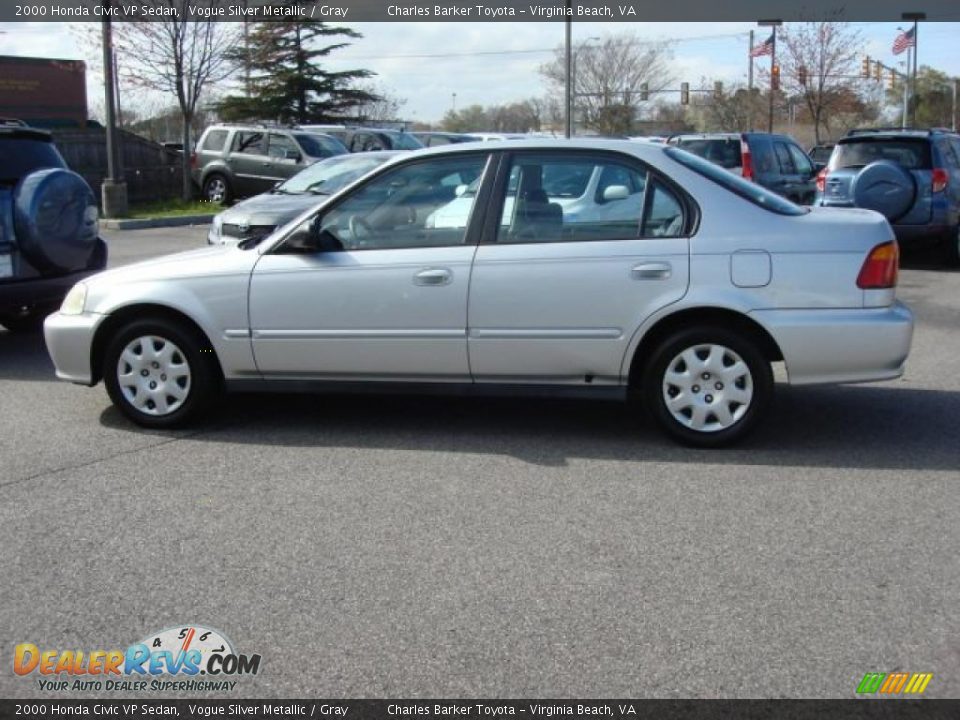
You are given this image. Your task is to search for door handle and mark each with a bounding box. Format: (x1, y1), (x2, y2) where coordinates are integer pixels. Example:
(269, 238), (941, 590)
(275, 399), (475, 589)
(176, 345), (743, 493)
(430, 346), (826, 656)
(413, 267), (453, 286)
(631, 262), (672, 280)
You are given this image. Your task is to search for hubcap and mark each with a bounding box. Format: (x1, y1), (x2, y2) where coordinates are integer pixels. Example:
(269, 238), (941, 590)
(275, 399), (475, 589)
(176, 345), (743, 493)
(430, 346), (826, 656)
(206, 178), (226, 202)
(116, 336), (191, 416)
(662, 343), (753, 433)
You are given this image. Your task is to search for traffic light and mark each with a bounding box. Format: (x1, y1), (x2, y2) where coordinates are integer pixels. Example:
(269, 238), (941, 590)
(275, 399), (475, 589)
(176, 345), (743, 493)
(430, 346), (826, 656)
(639, 82), (649, 101)
(798, 65), (808, 87)
(714, 81), (723, 99)
(680, 82), (690, 105)
(861, 55), (871, 78)
(888, 69), (897, 90)
(771, 65), (780, 91)
(874, 60), (882, 81)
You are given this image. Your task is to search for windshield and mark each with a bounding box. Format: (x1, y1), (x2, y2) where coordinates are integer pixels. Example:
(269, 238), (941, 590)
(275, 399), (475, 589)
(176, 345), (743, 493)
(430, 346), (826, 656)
(0, 137), (66, 182)
(829, 138), (931, 171)
(666, 146), (807, 216)
(277, 154), (393, 195)
(386, 132), (424, 150)
(295, 133), (348, 158)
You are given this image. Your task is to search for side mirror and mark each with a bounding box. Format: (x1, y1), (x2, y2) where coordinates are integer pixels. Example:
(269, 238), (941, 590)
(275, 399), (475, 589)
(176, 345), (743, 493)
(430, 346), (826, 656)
(812, 161), (826, 173)
(454, 184), (468, 197)
(280, 215), (343, 253)
(602, 185), (630, 202)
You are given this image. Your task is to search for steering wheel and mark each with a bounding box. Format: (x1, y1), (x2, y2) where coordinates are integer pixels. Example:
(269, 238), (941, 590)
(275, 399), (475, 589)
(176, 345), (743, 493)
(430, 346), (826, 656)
(348, 215), (374, 244)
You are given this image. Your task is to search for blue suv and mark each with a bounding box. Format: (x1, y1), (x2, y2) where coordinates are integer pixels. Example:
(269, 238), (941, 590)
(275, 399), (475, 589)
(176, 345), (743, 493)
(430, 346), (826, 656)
(817, 127), (960, 265)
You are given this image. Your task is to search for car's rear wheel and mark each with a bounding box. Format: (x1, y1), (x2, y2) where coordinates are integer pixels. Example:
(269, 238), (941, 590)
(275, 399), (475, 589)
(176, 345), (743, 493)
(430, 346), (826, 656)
(103, 318), (219, 428)
(942, 224), (960, 267)
(642, 327), (772, 447)
(203, 173), (231, 205)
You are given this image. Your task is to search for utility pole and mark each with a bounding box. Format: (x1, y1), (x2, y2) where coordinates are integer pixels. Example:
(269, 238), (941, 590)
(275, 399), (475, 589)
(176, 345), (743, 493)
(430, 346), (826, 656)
(748, 30), (754, 131)
(564, 5), (572, 139)
(100, 0), (127, 218)
(902, 12), (925, 126)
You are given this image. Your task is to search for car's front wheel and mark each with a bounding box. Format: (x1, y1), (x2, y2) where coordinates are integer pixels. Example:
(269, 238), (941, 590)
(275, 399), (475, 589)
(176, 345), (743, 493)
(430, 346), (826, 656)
(642, 327), (772, 447)
(103, 318), (220, 428)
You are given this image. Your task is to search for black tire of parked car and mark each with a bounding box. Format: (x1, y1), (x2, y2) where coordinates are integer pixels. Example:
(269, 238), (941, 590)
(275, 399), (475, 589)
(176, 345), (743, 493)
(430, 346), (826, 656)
(202, 173), (232, 205)
(103, 317), (221, 428)
(642, 326), (773, 448)
(0, 308), (53, 334)
(14, 168), (99, 273)
(942, 225), (960, 267)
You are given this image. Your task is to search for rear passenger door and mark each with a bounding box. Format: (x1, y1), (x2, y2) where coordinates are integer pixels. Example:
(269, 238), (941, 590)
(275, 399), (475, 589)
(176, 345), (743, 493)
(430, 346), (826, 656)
(467, 151), (691, 386)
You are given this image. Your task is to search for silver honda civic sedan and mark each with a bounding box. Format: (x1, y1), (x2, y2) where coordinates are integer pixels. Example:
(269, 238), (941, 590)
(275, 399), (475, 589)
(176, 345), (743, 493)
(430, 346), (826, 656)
(44, 140), (913, 447)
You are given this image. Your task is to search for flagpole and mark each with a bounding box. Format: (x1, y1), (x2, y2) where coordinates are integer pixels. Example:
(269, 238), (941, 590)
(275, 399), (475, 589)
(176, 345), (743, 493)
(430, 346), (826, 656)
(748, 30), (754, 131)
(911, 19), (919, 126)
(769, 24), (777, 133)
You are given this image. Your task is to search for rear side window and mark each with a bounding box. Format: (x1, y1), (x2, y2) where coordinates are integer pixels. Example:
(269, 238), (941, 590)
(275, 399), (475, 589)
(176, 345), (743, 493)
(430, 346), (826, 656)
(676, 138), (741, 169)
(0, 137), (66, 182)
(830, 138), (932, 171)
(666, 146), (807, 216)
(201, 129), (228, 152)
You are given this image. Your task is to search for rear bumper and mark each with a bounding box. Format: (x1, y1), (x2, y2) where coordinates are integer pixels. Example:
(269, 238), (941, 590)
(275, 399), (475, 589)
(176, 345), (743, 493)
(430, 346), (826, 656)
(751, 302), (913, 385)
(43, 311), (104, 385)
(0, 267), (100, 314)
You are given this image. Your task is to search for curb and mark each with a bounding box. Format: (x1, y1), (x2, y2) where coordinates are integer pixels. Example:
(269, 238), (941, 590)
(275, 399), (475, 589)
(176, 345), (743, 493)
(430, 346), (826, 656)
(100, 214), (215, 230)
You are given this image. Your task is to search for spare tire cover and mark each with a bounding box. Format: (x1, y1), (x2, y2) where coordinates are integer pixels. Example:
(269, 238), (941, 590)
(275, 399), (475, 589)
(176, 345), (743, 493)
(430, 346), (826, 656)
(14, 168), (98, 273)
(851, 160), (916, 222)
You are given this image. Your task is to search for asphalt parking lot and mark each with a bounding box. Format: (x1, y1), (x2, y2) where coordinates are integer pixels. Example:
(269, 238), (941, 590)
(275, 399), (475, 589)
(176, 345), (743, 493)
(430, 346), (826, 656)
(1, 224), (959, 698)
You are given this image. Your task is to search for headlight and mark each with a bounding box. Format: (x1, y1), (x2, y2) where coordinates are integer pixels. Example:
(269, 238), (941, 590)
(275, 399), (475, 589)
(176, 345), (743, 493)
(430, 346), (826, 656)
(60, 282), (88, 315)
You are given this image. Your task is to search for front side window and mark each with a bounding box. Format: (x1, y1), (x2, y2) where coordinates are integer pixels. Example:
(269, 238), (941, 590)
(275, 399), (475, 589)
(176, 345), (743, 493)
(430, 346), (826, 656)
(268, 133), (298, 159)
(233, 131), (266, 156)
(787, 143), (814, 175)
(494, 154), (683, 244)
(313, 155), (489, 251)
(773, 142), (796, 174)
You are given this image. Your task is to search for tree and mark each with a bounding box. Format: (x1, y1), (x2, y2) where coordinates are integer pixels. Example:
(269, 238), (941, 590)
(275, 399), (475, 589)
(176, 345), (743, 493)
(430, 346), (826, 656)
(73, 4), (238, 200)
(342, 83), (407, 124)
(217, 3), (376, 124)
(440, 101), (542, 134)
(776, 20), (863, 143)
(539, 33), (674, 135)
(696, 83), (759, 132)
(888, 66), (959, 129)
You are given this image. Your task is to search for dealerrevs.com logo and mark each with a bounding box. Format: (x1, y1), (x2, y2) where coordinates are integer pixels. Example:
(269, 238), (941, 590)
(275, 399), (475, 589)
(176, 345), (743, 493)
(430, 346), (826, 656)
(14, 625), (261, 692)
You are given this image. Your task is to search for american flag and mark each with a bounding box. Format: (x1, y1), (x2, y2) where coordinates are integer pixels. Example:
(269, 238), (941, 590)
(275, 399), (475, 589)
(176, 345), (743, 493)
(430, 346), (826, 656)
(892, 27), (916, 55)
(750, 34), (774, 58)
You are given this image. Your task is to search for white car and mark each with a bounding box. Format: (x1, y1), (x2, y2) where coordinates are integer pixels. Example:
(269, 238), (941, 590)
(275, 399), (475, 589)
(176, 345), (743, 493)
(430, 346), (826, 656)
(44, 140), (913, 446)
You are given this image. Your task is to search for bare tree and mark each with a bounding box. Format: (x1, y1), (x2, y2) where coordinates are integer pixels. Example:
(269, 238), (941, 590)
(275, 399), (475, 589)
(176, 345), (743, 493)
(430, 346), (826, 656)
(344, 83), (407, 124)
(777, 20), (863, 144)
(540, 33), (674, 136)
(112, 3), (239, 200)
(695, 82), (760, 132)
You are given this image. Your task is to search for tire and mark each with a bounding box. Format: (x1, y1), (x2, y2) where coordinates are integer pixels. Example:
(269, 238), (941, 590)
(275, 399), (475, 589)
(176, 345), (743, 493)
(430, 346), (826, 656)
(0, 309), (49, 334)
(942, 224), (960, 267)
(202, 173), (232, 205)
(641, 326), (773, 448)
(103, 317), (220, 428)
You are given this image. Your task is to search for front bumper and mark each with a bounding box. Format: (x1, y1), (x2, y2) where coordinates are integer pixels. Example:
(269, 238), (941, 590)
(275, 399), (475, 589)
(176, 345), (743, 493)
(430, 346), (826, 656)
(43, 311), (105, 385)
(751, 301), (913, 385)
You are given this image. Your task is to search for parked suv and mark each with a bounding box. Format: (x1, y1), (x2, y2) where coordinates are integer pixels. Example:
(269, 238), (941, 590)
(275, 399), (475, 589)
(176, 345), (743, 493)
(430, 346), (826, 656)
(668, 132), (817, 205)
(0, 120), (106, 333)
(817, 127), (960, 265)
(191, 124), (348, 204)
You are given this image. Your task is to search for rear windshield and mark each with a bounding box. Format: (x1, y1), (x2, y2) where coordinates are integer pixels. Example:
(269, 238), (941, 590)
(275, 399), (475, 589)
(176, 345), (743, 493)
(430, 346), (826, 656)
(830, 138), (931, 171)
(0, 136), (66, 182)
(295, 133), (348, 158)
(666, 146), (807, 216)
(675, 138), (742, 169)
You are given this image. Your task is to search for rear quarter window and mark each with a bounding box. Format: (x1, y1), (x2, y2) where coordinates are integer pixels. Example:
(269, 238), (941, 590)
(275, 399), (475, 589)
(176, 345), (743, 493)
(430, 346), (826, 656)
(830, 138), (932, 171)
(201, 129), (228, 152)
(665, 146), (807, 216)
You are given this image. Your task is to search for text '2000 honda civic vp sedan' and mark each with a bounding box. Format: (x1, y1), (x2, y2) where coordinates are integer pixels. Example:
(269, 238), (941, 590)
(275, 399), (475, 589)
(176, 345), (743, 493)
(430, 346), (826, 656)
(44, 140), (913, 447)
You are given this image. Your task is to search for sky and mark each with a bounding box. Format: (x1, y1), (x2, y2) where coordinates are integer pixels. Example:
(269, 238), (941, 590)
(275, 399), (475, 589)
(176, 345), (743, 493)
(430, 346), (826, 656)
(1, 20), (958, 124)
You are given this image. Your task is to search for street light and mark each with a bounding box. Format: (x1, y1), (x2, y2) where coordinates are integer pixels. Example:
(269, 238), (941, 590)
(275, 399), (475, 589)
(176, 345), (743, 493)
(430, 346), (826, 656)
(758, 19), (782, 133)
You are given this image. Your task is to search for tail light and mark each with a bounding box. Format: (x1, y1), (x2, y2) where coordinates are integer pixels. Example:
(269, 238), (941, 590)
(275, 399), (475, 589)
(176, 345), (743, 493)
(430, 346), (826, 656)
(740, 138), (753, 182)
(932, 168), (949, 193)
(815, 167), (828, 193)
(857, 241), (899, 289)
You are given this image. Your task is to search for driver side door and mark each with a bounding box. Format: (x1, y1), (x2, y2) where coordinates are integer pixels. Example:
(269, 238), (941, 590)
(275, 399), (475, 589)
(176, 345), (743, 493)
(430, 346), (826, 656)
(248, 153), (492, 382)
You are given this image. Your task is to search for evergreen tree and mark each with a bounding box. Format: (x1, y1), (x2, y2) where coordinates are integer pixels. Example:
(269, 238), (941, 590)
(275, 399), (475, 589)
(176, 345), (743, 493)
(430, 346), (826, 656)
(218, 5), (376, 123)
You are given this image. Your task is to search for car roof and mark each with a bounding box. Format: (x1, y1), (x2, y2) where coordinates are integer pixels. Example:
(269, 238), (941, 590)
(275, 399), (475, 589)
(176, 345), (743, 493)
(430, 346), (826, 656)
(0, 123), (53, 141)
(376, 138), (667, 165)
